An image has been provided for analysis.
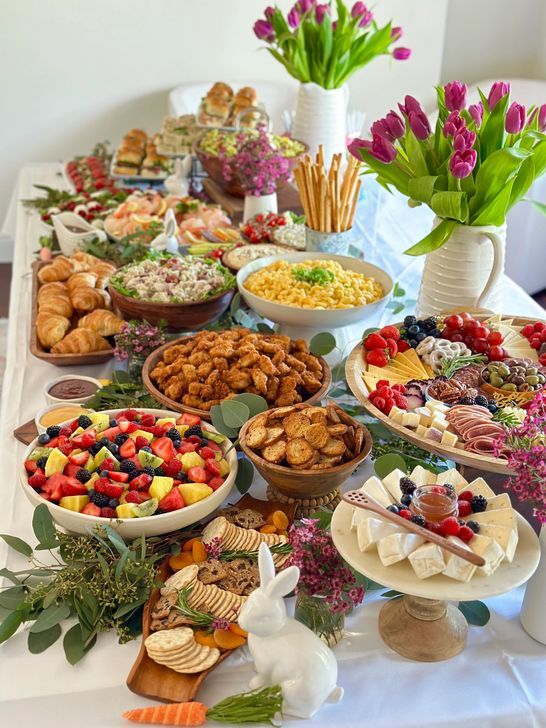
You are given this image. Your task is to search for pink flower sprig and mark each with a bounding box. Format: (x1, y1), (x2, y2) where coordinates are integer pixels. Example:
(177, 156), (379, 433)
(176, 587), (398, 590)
(204, 536), (222, 560)
(493, 390), (546, 522)
(287, 518), (364, 614)
(113, 319), (167, 361)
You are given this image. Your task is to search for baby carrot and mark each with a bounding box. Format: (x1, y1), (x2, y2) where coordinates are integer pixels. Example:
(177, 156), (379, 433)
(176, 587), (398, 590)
(122, 702), (207, 726)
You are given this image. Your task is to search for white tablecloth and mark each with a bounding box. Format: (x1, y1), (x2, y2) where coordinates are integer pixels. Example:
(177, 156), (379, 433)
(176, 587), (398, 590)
(0, 164), (545, 728)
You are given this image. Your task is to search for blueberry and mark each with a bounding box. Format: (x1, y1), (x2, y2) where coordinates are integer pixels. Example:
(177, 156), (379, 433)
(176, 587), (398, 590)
(415, 332), (427, 342)
(487, 403), (498, 414)
(200, 438), (209, 448)
(155, 467), (165, 477)
(409, 338), (418, 348)
(107, 443), (119, 455)
(466, 520), (480, 534)
(387, 504), (399, 514)
(99, 470), (109, 478)
(401, 493), (413, 506)
(90, 444), (101, 456)
(109, 499), (119, 508)
(140, 446), (152, 453)
(475, 395), (488, 408)
(408, 325), (420, 335)
(404, 315), (417, 327)
(109, 419), (118, 427)
(38, 433), (50, 445)
(429, 328), (441, 338)
(114, 434), (129, 446)
(99, 437), (109, 446)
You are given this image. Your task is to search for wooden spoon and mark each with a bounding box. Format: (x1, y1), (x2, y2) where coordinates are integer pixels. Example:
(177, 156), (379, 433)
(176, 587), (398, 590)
(342, 490), (486, 567)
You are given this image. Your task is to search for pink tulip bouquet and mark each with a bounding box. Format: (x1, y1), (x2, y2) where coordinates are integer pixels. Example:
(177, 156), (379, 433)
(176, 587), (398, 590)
(253, 1), (410, 89)
(349, 81), (546, 254)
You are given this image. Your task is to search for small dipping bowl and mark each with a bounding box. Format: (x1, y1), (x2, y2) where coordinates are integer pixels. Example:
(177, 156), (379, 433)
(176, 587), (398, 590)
(35, 403), (93, 435)
(44, 375), (102, 406)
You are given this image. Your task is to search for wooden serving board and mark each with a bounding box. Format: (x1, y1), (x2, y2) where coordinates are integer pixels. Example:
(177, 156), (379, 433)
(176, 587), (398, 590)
(202, 178), (304, 222)
(127, 494), (296, 704)
(30, 259), (115, 367)
(345, 313), (544, 477)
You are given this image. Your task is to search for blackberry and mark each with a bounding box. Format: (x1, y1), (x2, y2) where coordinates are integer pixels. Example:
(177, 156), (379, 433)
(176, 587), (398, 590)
(399, 477), (416, 495)
(184, 426), (203, 439)
(155, 467), (166, 477)
(88, 489), (95, 498)
(76, 469), (91, 484)
(120, 459), (137, 473)
(78, 415), (92, 429)
(411, 514), (426, 527)
(475, 395), (489, 407)
(404, 315), (417, 327)
(459, 396), (476, 405)
(109, 498), (119, 509)
(387, 504), (400, 514)
(141, 466), (156, 478)
(46, 425), (61, 438)
(126, 469), (141, 481)
(466, 520), (480, 534)
(422, 317), (437, 331)
(458, 518), (466, 526)
(400, 493), (413, 507)
(91, 492), (110, 508)
(38, 433), (50, 445)
(471, 495), (488, 513)
(37, 456), (48, 470)
(165, 428), (181, 442)
(442, 482), (455, 493)
(115, 433), (129, 446)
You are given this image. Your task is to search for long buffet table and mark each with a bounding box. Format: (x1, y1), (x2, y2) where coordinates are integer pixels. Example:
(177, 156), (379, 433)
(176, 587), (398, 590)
(0, 164), (545, 728)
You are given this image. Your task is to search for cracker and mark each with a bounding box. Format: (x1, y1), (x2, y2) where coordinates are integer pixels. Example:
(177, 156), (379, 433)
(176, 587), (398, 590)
(268, 405), (298, 420)
(262, 439), (287, 463)
(354, 427), (365, 455)
(290, 451), (319, 470)
(246, 424), (268, 449)
(262, 426), (285, 447)
(318, 453), (343, 466)
(145, 627), (194, 652)
(320, 437), (346, 457)
(202, 517), (229, 546)
(161, 565), (199, 595)
(326, 404), (341, 423)
(301, 406), (328, 424)
(232, 508), (265, 529)
(198, 559), (228, 584)
(304, 422), (329, 449)
(282, 412), (311, 438)
(327, 424), (348, 437)
(286, 438), (315, 465)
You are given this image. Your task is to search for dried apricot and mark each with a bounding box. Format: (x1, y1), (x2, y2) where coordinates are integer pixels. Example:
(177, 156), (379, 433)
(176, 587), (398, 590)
(168, 551), (195, 571)
(195, 630), (218, 649)
(277, 530), (289, 537)
(192, 540), (207, 563)
(182, 537), (200, 552)
(213, 628), (246, 650)
(230, 623), (248, 638)
(260, 524), (277, 534)
(271, 510), (289, 530)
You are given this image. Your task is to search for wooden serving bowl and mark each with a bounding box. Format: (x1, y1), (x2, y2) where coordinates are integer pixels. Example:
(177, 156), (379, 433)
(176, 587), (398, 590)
(238, 407), (372, 498)
(142, 334), (332, 421)
(109, 285), (235, 332)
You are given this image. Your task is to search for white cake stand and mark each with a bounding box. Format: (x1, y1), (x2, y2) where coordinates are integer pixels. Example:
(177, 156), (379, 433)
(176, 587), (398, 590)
(331, 501), (541, 662)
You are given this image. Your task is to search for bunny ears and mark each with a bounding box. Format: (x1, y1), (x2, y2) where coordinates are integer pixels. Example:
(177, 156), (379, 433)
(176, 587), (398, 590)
(258, 543), (299, 599)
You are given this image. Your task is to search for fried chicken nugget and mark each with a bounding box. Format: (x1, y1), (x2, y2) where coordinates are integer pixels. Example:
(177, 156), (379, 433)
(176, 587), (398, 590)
(188, 351), (209, 366)
(236, 351), (260, 369)
(224, 370), (251, 390)
(196, 361), (214, 379)
(251, 367), (268, 395)
(265, 376), (280, 402)
(258, 354), (278, 377)
(182, 364), (198, 383)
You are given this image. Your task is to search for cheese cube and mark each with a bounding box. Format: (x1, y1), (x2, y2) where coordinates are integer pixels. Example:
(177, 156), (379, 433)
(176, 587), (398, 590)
(351, 509), (369, 532)
(440, 430), (458, 447)
(389, 406), (405, 424)
(416, 424), (428, 437)
(425, 399), (449, 415)
(401, 412), (420, 428)
(408, 542), (446, 579)
(470, 508), (517, 532)
(415, 407), (433, 426)
(431, 416), (448, 432)
(377, 533), (425, 566)
(425, 427), (442, 442)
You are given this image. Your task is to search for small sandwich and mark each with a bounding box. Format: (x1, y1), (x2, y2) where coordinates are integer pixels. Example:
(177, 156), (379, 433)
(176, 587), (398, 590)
(208, 82), (233, 100)
(114, 147), (142, 174)
(140, 153), (170, 178)
(125, 128), (147, 144)
(203, 94), (231, 123)
(235, 86), (257, 105)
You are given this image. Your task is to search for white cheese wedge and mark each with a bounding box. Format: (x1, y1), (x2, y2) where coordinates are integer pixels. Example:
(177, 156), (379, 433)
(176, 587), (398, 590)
(425, 400), (449, 414)
(442, 537), (477, 582)
(361, 476), (392, 508)
(357, 517), (404, 552)
(377, 533), (425, 566)
(351, 508), (370, 532)
(468, 534), (505, 576)
(440, 431), (458, 447)
(408, 542), (446, 579)
(389, 406), (405, 424)
(468, 508), (517, 533)
(415, 407), (433, 426)
(474, 523), (518, 562)
(409, 465), (437, 486)
(486, 493), (512, 511)
(431, 416), (448, 432)
(381, 468), (405, 502)
(401, 412), (420, 428)
(437, 468), (468, 490)
(456, 476), (494, 498)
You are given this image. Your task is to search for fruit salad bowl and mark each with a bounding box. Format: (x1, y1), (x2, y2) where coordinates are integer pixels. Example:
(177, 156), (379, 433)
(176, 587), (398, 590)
(20, 408), (238, 539)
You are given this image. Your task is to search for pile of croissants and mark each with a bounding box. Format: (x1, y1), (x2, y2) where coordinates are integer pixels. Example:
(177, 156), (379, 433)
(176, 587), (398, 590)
(36, 252), (124, 354)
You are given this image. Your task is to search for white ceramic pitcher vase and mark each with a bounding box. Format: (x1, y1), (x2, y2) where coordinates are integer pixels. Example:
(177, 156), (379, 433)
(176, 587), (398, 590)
(416, 218), (506, 317)
(243, 192), (278, 223)
(520, 525), (546, 644)
(292, 83), (349, 163)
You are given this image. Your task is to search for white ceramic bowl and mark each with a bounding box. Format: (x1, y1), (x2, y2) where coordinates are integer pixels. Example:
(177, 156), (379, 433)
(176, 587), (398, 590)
(20, 408), (238, 539)
(35, 403), (93, 435)
(236, 252), (393, 331)
(44, 375), (103, 406)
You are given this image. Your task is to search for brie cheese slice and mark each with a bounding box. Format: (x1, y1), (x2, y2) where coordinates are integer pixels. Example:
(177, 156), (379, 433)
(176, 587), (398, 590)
(351, 508), (370, 532)
(468, 534), (504, 576)
(437, 468), (468, 490)
(474, 523), (518, 562)
(377, 533), (425, 566)
(357, 517), (404, 552)
(408, 542), (446, 579)
(381, 468), (405, 502)
(361, 476), (392, 508)
(442, 537), (477, 582)
(469, 508), (517, 532)
(457, 476), (495, 498)
(409, 465), (437, 486)
(486, 493), (512, 511)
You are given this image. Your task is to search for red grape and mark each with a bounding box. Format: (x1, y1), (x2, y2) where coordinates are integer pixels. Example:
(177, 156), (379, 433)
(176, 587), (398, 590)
(487, 331), (503, 345)
(488, 345), (505, 361)
(473, 325), (489, 339)
(451, 333), (464, 342)
(474, 338), (490, 354)
(463, 319), (477, 332)
(445, 314), (463, 330)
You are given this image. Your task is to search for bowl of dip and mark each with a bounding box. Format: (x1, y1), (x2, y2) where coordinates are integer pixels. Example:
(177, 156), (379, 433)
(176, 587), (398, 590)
(35, 403), (93, 434)
(45, 375), (102, 405)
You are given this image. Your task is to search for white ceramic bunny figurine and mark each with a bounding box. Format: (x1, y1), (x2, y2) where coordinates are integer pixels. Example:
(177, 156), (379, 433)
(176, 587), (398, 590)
(150, 208), (179, 254)
(238, 543), (343, 719)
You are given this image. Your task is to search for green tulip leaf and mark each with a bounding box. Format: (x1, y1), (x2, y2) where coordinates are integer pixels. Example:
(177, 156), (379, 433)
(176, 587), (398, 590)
(469, 147), (529, 219)
(404, 219), (458, 256)
(0, 534), (33, 557)
(28, 624), (62, 654)
(405, 134), (429, 177)
(458, 600), (491, 626)
(232, 393), (269, 417)
(309, 332), (336, 356)
(220, 400), (250, 429)
(235, 457), (254, 494)
(430, 191), (469, 224)
(373, 453), (407, 479)
(30, 602), (71, 633)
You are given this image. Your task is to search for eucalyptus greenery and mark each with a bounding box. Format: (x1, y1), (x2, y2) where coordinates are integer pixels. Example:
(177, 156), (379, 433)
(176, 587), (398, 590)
(84, 370), (162, 410)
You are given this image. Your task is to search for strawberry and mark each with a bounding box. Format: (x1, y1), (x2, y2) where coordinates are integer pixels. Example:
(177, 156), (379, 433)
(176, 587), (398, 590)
(177, 413), (201, 427)
(457, 500), (472, 517)
(208, 476), (225, 491)
(158, 488), (185, 512)
(64, 463), (83, 478)
(188, 466), (208, 483)
(28, 472), (47, 488)
(59, 425), (73, 437)
(198, 446), (216, 461)
(118, 420), (139, 434)
(385, 338), (398, 358)
(82, 502), (101, 517)
(163, 459), (182, 477)
(94, 478), (124, 499)
(101, 457), (118, 471)
(380, 325), (400, 341)
(177, 441), (199, 454)
(81, 431), (97, 448)
(205, 459), (221, 477)
(397, 339), (411, 353)
(139, 413), (155, 427)
(57, 436), (74, 455)
(109, 471), (129, 483)
(152, 437), (176, 462)
(119, 438), (137, 459)
(100, 507), (118, 519)
(62, 477), (88, 496)
(366, 349), (389, 367)
(42, 473), (66, 502)
(187, 435), (202, 445)
(68, 451), (89, 466)
(363, 332), (387, 350)
(24, 460), (38, 473)
(201, 438), (221, 452)
(440, 516), (461, 537)
(125, 490), (151, 504)
(100, 426), (121, 441)
(134, 436), (150, 451)
(129, 473), (153, 491)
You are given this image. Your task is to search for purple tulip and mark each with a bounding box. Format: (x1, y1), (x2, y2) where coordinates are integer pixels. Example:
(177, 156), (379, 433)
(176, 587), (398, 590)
(408, 110), (431, 140)
(348, 135), (397, 164)
(371, 120), (392, 141)
(443, 111), (466, 138)
(297, 0), (314, 12)
(505, 102), (526, 134)
(444, 81), (467, 112)
(391, 26), (403, 40)
(264, 6), (275, 20)
(315, 3), (330, 24)
(385, 110), (405, 139)
(398, 95), (424, 116)
(469, 102), (483, 127)
(393, 47), (411, 61)
(450, 149), (477, 179)
(488, 82), (510, 110)
(538, 104), (546, 131)
(453, 128), (476, 153)
(253, 19), (275, 42)
(351, 2), (373, 27)
(287, 6), (300, 28)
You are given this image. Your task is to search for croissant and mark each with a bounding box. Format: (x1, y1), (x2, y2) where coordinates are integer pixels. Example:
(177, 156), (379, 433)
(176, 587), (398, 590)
(37, 281), (68, 302)
(72, 251), (102, 268)
(77, 309), (124, 336)
(38, 256), (74, 283)
(36, 312), (70, 349)
(38, 294), (74, 319)
(66, 271), (98, 295)
(91, 261), (116, 289)
(70, 286), (106, 312)
(51, 327), (111, 354)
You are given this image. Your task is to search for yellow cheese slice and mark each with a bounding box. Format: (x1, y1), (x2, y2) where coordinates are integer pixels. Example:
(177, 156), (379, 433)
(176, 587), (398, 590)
(367, 365), (410, 382)
(423, 362), (435, 378)
(389, 360), (421, 376)
(398, 349), (429, 377)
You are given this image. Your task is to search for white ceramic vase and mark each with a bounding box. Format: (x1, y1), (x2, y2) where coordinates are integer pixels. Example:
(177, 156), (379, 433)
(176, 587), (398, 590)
(243, 192), (278, 222)
(292, 82), (349, 163)
(520, 525), (546, 644)
(416, 218), (506, 316)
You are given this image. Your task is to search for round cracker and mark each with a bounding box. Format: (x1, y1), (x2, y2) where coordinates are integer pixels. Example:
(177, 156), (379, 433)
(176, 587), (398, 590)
(169, 648), (221, 674)
(283, 412), (311, 438)
(304, 422), (329, 449)
(202, 517), (229, 546)
(286, 438), (315, 466)
(161, 564), (199, 594)
(262, 440), (286, 464)
(245, 424), (268, 449)
(320, 437), (346, 457)
(145, 627), (194, 651)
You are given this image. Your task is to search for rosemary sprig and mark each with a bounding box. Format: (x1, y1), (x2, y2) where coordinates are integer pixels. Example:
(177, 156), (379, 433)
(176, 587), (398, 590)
(175, 586), (213, 627)
(219, 542), (292, 562)
(492, 409), (523, 428)
(206, 685), (283, 724)
(441, 354), (487, 379)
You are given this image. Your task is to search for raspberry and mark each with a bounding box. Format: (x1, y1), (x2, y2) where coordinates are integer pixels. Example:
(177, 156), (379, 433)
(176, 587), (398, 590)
(393, 392), (408, 408)
(28, 472), (47, 488)
(427, 522), (444, 535)
(431, 485), (447, 494)
(135, 436), (150, 450)
(457, 500), (472, 517)
(377, 380), (390, 388)
(385, 338), (398, 358)
(366, 349), (389, 367)
(380, 325), (400, 341)
(163, 459), (182, 477)
(139, 413), (156, 427)
(471, 495), (488, 513)
(399, 509), (412, 520)
(121, 409), (138, 421)
(371, 395), (385, 410)
(383, 397), (395, 413)
(363, 332), (387, 350)
(458, 526), (475, 543)
(522, 323), (535, 337)
(391, 383), (406, 393)
(124, 490), (144, 504)
(440, 516), (461, 537)
(458, 489), (474, 502)
(101, 458), (117, 471)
